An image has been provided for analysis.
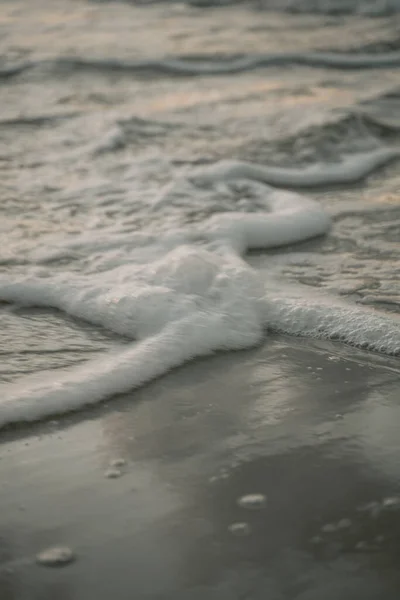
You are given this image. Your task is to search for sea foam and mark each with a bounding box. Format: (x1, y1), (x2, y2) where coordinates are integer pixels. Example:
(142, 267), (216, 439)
(0, 149), (399, 427)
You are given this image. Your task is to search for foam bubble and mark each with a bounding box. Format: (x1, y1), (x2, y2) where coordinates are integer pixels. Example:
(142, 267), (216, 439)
(237, 494), (267, 509)
(36, 546), (75, 567)
(105, 469), (123, 479)
(228, 522), (252, 536)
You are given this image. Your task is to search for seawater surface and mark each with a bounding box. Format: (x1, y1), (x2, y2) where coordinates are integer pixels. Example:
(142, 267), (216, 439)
(0, 0), (399, 427)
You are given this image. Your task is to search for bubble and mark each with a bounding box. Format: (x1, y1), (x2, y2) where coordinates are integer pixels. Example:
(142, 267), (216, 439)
(237, 493), (267, 509)
(36, 546), (75, 567)
(228, 522), (251, 536)
(105, 469), (122, 479)
(382, 496), (400, 510)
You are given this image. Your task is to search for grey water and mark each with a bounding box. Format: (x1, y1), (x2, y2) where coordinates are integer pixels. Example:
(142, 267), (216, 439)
(0, 0), (399, 390)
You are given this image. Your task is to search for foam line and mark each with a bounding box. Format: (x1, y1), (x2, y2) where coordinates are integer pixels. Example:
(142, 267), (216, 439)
(263, 288), (400, 356)
(0, 313), (255, 428)
(192, 147), (400, 188)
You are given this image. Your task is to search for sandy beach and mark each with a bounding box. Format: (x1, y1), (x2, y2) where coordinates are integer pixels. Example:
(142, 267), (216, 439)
(1, 334), (400, 598)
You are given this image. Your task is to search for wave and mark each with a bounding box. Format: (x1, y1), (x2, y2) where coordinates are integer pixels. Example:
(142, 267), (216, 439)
(231, 92), (400, 168)
(255, 0), (400, 15)
(104, 0), (400, 15)
(0, 147), (399, 427)
(3, 49), (400, 83)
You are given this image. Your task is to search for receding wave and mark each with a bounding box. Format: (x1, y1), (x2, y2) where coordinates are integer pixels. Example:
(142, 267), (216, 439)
(104, 0), (400, 13)
(257, 0), (400, 15)
(2, 0), (400, 428)
(119, 0), (400, 15)
(1, 147), (400, 427)
(209, 0), (400, 15)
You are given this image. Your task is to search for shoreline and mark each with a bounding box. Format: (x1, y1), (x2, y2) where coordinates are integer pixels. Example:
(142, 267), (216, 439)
(1, 334), (400, 598)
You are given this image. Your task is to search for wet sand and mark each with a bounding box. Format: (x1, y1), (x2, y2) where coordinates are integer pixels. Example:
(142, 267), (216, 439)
(1, 335), (400, 599)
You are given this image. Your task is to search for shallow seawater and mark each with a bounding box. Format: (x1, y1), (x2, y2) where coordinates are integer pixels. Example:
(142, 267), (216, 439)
(0, 0), (399, 426)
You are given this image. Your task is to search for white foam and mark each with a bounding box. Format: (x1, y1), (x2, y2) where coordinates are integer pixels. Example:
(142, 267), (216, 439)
(0, 149), (399, 427)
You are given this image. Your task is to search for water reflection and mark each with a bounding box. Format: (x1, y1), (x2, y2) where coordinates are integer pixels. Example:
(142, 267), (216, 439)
(94, 336), (400, 595)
